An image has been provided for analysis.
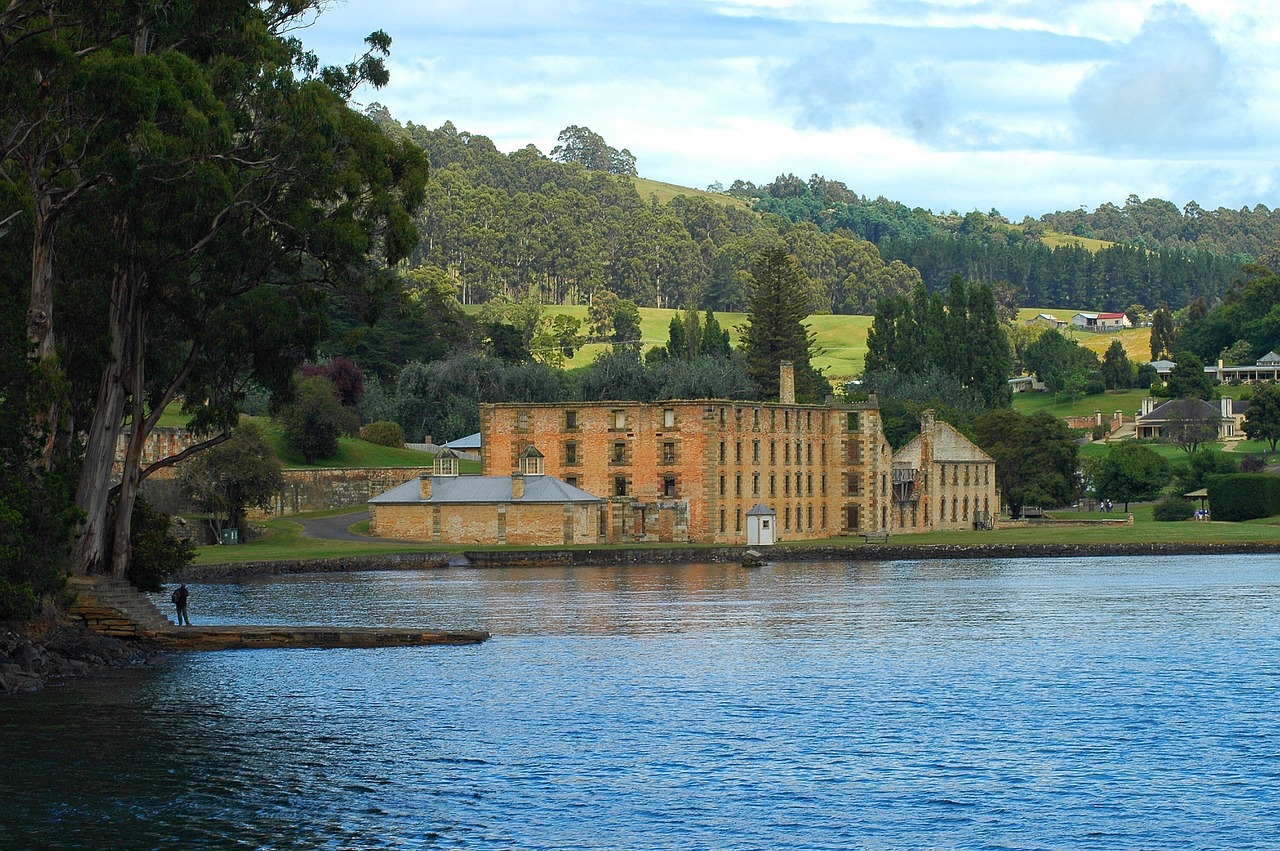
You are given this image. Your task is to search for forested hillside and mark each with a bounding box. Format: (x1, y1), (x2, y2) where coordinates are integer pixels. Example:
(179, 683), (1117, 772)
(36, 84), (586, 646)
(739, 176), (1244, 313)
(370, 108), (1257, 319)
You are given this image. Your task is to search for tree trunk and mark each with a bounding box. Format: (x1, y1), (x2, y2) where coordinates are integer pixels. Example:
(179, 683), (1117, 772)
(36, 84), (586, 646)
(74, 265), (135, 574)
(110, 297), (149, 579)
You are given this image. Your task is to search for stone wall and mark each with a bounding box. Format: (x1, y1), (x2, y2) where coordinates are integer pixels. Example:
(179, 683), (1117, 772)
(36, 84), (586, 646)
(141, 466), (428, 518)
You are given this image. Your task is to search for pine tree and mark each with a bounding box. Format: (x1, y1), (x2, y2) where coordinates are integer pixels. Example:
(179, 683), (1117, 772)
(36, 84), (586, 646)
(740, 247), (829, 400)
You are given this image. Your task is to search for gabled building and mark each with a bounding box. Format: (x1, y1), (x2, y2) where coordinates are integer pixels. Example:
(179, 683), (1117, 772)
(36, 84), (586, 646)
(1072, 312), (1132, 331)
(887, 410), (999, 532)
(1205, 352), (1280, 384)
(368, 447), (605, 545)
(1135, 397), (1246, 441)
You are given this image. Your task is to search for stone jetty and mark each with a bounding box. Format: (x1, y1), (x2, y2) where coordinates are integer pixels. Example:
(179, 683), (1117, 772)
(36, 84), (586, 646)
(66, 576), (488, 651)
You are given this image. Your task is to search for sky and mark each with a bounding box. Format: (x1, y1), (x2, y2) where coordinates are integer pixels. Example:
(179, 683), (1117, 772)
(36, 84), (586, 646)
(298, 0), (1280, 220)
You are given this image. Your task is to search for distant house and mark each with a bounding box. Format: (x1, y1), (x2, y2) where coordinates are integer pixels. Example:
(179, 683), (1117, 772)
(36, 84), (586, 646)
(1072, 312), (1132, 331)
(1135, 397), (1247, 441)
(1205, 351), (1280, 384)
(368, 446), (605, 546)
(440, 432), (482, 461)
(1146, 359), (1177, 380)
(1008, 374), (1047, 393)
(1028, 313), (1068, 329)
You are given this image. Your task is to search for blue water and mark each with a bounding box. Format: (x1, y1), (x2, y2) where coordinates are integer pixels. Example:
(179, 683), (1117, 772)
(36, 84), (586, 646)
(4, 555), (1280, 849)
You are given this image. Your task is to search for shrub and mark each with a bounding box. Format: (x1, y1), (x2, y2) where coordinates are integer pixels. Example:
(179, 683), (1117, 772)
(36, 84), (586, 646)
(1240, 454), (1265, 473)
(1207, 473), (1280, 521)
(1152, 496), (1195, 522)
(360, 420), (405, 448)
(123, 497), (195, 592)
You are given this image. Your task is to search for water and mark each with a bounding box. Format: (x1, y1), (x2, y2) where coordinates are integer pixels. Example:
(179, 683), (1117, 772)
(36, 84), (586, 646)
(4, 555), (1280, 849)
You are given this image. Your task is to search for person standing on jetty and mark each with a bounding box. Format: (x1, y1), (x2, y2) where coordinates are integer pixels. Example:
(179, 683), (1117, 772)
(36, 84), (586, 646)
(171, 583), (191, 626)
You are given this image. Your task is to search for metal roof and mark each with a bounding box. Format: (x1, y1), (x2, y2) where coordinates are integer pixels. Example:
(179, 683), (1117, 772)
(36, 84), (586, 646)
(369, 474), (603, 505)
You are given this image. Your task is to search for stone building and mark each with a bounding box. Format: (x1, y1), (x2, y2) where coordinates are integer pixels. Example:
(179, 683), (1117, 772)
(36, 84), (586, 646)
(368, 447), (605, 545)
(887, 410), (999, 532)
(479, 363), (892, 544)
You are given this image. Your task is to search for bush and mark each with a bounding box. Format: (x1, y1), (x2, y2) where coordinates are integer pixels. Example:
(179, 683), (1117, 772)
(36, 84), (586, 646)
(360, 420), (405, 448)
(1240, 454), (1265, 473)
(123, 497), (195, 592)
(1152, 496), (1195, 522)
(1207, 473), (1280, 521)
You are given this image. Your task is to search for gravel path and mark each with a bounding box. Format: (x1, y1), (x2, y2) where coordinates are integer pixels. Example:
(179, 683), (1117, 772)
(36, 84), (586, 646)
(295, 510), (411, 544)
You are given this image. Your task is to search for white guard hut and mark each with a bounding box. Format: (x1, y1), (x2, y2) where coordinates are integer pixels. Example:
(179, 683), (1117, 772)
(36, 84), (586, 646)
(746, 503), (778, 546)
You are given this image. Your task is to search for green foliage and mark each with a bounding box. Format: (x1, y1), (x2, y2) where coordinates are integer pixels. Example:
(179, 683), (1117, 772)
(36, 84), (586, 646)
(1093, 442), (1170, 510)
(1023, 329), (1102, 396)
(865, 279), (1010, 410)
(1101, 339), (1134, 390)
(1150, 304), (1178, 361)
(279, 376), (353, 463)
(1152, 496), (1195, 522)
(1173, 449), (1238, 493)
(859, 367), (986, 449)
(179, 422), (284, 536)
(1178, 267), (1280, 365)
(740, 247), (831, 401)
(394, 354), (573, 442)
(123, 497), (195, 592)
(1207, 474), (1280, 521)
(359, 421), (405, 448)
(974, 409), (1079, 518)
(1166, 350), (1214, 400)
(550, 125), (637, 175)
(1243, 381), (1280, 451)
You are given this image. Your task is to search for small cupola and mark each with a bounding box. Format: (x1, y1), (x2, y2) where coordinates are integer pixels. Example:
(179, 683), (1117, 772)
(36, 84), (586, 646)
(434, 447), (460, 477)
(519, 444), (545, 477)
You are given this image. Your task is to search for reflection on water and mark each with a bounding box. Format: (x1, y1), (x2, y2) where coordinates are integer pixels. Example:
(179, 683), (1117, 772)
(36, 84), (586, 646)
(5, 555), (1280, 849)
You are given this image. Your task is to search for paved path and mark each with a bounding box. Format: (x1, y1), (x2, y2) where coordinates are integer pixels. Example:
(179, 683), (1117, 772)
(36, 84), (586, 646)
(295, 510), (411, 544)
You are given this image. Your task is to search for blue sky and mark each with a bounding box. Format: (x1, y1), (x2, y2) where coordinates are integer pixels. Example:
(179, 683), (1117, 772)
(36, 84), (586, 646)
(299, 1), (1280, 219)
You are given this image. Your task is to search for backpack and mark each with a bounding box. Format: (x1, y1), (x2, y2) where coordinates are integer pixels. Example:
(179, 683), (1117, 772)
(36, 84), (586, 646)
(170, 588), (180, 604)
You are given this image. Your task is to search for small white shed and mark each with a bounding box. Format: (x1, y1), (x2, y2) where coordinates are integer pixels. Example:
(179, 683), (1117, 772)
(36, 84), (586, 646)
(746, 503), (777, 546)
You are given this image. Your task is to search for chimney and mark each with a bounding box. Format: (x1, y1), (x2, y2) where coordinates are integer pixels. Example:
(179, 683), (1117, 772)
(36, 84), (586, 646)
(921, 408), (936, 433)
(779, 361), (795, 405)
(1095, 410), (1102, 426)
(511, 472), (524, 500)
(419, 473), (433, 500)
(1221, 397), (1232, 418)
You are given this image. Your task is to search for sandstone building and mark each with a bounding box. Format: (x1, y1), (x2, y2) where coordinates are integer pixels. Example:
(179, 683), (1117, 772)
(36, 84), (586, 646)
(479, 363), (893, 545)
(888, 410), (999, 532)
(369, 446), (605, 545)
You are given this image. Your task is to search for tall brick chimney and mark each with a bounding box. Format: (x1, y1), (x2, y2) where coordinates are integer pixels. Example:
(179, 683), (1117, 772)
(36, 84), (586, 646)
(511, 472), (525, 500)
(419, 473), (433, 500)
(779, 360), (795, 405)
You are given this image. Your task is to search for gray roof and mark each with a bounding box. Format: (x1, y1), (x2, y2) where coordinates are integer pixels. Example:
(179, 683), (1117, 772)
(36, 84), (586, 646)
(1259, 351), (1280, 364)
(369, 474), (603, 505)
(1138, 398), (1221, 422)
(442, 432), (482, 450)
(746, 503), (777, 516)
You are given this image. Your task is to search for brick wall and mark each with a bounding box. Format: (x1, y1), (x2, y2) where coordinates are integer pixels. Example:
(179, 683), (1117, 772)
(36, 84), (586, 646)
(480, 399), (887, 544)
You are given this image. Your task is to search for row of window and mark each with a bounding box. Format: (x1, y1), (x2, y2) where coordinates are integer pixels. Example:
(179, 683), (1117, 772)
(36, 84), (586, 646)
(719, 472), (835, 498)
(515, 407), (865, 435)
(716, 439), (850, 467)
(938, 463), (991, 487)
(718, 504), (830, 533)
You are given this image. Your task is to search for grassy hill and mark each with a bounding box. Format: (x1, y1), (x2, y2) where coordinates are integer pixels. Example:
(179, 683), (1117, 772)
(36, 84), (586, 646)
(1039, 230), (1115, 253)
(631, 177), (749, 209)
(1015, 308), (1152, 363)
(541, 305), (870, 382)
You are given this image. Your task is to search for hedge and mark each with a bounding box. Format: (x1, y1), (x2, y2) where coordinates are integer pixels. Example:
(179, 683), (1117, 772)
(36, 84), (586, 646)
(1207, 473), (1280, 521)
(1153, 496), (1194, 522)
(359, 420), (405, 449)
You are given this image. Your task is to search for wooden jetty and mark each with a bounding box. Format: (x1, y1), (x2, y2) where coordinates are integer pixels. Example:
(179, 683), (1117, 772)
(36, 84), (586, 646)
(66, 576), (489, 650)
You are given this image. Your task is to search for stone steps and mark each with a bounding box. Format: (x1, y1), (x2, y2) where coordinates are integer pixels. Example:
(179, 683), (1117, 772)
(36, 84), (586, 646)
(67, 577), (174, 637)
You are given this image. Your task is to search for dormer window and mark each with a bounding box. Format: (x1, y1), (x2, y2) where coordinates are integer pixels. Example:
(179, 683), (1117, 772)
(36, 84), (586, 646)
(434, 448), (460, 477)
(519, 444), (545, 476)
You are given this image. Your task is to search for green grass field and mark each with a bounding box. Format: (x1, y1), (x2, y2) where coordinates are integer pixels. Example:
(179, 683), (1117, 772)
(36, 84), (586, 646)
(192, 502), (1280, 564)
(630, 177), (749, 209)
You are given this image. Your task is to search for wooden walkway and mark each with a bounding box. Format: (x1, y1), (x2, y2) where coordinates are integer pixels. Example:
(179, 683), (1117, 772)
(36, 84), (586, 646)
(67, 576), (489, 650)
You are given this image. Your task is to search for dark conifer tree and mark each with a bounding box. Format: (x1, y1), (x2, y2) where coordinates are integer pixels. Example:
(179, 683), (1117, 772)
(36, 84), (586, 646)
(740, 247), (830, 400)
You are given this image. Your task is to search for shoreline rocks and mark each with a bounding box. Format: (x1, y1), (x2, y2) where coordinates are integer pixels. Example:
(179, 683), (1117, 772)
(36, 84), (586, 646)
(1, 619), (161, 695)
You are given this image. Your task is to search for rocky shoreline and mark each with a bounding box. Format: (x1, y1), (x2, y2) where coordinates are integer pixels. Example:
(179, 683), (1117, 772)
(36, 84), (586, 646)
(1, 619), (161, 695)
(183, 539), (1280, 577)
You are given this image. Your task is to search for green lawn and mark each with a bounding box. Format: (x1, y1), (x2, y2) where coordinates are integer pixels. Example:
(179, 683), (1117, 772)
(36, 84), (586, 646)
(193, 502), (1280, 565)
(631, 177), (749, 209)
